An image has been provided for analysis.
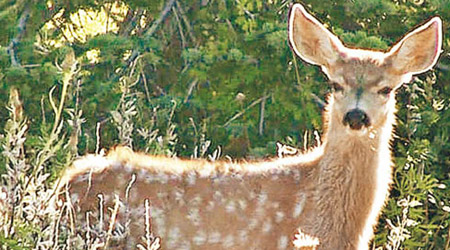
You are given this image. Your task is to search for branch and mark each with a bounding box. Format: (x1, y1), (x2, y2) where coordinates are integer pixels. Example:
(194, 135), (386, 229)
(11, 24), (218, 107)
(184, 78), (198, 103)
(175, 1), (197, 45)
(144, 0), (176, 38)
(173, 6), (186, 48)
(310, 93), (326, 110)
(6, 7), (31, 66)
(258, 94), (267, 135)
(120, 9), (144, 37)
(223, 94), (271, 128)
(121, 0), (176, 79)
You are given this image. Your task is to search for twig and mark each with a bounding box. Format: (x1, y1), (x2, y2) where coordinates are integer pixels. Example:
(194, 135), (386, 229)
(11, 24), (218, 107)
(445, 223), (450, 250)
(184, 78), (198, 103)
(22, 64), (41, 68)
(310, 92), (326, 110)
(105, 2), (112, 33)
(120, 9), (144, 37)
(175, 1), (197, 45)
(437, 62), (450, 72)
(50, 18), (71, 43)
(40, 96), (46, 124)
(235, 0), (255, 19)
(173, 6), (186, 48)
(223, 94), (271, 127)
(7, 7), (31, 66)
(141, 70), (152, 104)
(96, 122), (101, 155)
(119, 0), (175, 82)
(292, 54), (326, 110)
(258, 93), (267, 135)
(144, 0), (176, 38)
(104, 196), (121, 249)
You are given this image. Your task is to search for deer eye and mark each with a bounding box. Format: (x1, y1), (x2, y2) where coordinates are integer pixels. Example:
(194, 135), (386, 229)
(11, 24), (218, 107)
(331, 82), (344, 92)
(377, 87), (392, 95)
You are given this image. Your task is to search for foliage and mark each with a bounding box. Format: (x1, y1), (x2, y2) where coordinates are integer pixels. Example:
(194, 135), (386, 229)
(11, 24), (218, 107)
(0, 0), (449, 249)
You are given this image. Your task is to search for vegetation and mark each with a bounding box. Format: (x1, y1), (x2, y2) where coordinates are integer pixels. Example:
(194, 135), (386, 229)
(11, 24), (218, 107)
(0, 0), (449, 249)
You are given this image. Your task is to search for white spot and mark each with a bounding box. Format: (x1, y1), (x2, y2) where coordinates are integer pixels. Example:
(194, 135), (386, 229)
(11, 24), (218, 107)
(262, 220), (272, 233)
(293, 193), (306, 218)
(190, 195), (202, 206)
(255, 206), (265, 218)
(257, 192), (268, 205)
(231, 172), (243, 181)
(124, 163), (134, 172)
(222, 234), (235, 248)
(186, 172), (196, 186)
(167, 227), (181, 248)
(208, 231), (221, 244)
(193, 230), (207, 245)
(138, 169), (149, 178)
(169, 174), (182, 182)
(275, 211), (285, 223)
(174, 189), (185, 205)
(151, 206), (166, 235)
(292, 169), (301, 181)
(154, 216), (166, 236)
(238, 199), (247, 210)
(70, 192), (79, 202)
(238, 230), (248, 243)
(226, 201), (236, 213)
(187, 208), (201, 226)
(213, 191), (224, 204)
(278, 235), (288, 249)
(144, 175), (156, 183)
(75, 174), (89, 183)
(206, 201), (215, 211)
(178, 240), (191, 250)
(271, 202), (280, 209)
(150, 206), (164, 218)
(112, 162), (122, 170)
(157, 173), (169, 184)
(248, 218), (259, 230)
(157, 191), (167, 199)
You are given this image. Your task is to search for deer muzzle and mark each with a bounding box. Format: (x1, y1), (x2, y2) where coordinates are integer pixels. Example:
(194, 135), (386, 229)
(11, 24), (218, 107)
(343, 109), (371, 130)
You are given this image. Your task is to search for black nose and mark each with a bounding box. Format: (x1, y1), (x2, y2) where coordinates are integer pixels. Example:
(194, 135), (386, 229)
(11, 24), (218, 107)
(343, 109), (371, 130)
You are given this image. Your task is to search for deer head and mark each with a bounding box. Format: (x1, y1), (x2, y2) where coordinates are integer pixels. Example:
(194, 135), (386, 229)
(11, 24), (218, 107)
(288, 4), (442, 135)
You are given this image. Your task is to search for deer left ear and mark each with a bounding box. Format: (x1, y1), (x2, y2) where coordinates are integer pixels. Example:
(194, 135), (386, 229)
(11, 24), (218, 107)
(386, 17), (442, 77)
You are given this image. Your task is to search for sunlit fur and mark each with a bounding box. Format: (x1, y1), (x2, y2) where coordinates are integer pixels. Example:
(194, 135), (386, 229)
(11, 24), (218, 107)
(55, 4), (442, 250)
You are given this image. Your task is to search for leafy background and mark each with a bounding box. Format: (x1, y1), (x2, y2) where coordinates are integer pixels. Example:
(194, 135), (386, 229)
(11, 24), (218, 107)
(0, 0), (449, 249)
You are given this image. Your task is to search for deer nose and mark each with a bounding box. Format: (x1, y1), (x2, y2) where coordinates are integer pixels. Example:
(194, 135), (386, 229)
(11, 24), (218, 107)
(343, 109), (371, 130)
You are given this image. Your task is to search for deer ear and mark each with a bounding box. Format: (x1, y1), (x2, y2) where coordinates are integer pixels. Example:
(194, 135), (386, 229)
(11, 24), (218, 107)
(386, 17), (442, 76)
(288, 4), (345, 69)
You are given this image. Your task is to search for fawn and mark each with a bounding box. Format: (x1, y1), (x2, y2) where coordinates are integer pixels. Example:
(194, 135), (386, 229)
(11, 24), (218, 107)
(55, 3), (442, 250)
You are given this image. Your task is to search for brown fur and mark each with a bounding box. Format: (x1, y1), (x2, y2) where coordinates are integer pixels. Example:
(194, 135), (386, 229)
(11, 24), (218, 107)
(54, 4), (442, 250)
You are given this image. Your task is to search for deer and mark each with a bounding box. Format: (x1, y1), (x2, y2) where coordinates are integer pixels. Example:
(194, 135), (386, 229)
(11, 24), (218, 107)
(54, 3), (442, 250)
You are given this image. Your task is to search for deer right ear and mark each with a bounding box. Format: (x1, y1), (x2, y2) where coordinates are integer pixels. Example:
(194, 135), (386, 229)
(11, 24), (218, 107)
(385, 17), (442, 78)
(288, 4), (345, 69)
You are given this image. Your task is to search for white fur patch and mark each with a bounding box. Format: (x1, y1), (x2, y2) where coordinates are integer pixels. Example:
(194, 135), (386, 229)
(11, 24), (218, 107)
(293, 193), (306, 218)
(226, 200), (236, 213)
(275, 211), (285, 223)
(262, 220), (272, 233)
(222, 234), (235, 248)
(208, 231), (221, 244)
(193, 230), (207, 245)
(278, 235), (288, 249)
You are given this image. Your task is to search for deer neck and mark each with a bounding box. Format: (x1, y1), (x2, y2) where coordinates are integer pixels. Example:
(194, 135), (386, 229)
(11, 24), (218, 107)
(306, 97), (396, 247)
(322, 95), (396, 169)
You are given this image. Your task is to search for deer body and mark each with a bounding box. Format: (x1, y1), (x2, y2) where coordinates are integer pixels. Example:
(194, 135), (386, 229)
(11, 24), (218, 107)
(56, 4), (442, 250)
